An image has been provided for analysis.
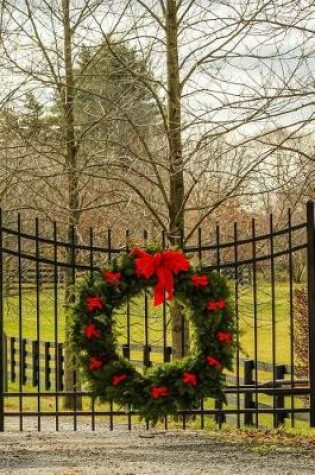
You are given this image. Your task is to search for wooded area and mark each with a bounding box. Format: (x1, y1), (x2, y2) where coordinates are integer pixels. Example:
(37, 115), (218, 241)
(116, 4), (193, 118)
(0, 1), (313, 234)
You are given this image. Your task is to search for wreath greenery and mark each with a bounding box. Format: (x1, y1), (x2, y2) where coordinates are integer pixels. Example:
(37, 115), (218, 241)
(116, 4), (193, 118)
(71, 246), (235, 423)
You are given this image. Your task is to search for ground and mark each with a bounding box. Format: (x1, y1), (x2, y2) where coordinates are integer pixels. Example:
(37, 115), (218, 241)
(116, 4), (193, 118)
(0, 430), (315, 475)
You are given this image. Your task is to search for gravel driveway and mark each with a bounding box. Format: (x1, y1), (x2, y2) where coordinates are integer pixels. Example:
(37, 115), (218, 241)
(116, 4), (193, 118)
(0, 429), (315, 475)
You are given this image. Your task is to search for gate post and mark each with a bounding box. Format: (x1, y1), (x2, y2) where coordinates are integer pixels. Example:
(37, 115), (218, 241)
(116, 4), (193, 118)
(307, 201), (315, 427)
(0, 209), (4, 431)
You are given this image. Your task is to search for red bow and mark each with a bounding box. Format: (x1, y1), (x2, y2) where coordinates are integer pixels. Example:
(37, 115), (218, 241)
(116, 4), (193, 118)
(112, 374), (127, 386)
(151, 385), (169, 399)
(88, 356), (103, 371)
(207, 299), (225, 311)
(104, 270), (122, 284)
(132, 248), (190, 306)
(207, 356), (223, 371)
(216, 331), (233, 344)
(182, 371), (197, 386)
(86, 297), (104, 313)
(191, 274), (208, 287)
(84, 323), (101, 339)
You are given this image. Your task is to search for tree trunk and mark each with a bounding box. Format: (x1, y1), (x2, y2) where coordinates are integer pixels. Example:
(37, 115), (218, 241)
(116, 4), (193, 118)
(165, 0), (189, 358)
(62, 0), (82, 410)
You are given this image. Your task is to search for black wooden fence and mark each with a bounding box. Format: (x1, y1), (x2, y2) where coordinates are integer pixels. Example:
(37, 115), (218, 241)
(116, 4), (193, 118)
(0, 202), (315, 431)
(1, 335), (310, 427)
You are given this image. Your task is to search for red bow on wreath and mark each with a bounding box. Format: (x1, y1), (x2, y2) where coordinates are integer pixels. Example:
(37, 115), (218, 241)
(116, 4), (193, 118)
(132, 248), (190, 306)
(151, 385), (169, 399)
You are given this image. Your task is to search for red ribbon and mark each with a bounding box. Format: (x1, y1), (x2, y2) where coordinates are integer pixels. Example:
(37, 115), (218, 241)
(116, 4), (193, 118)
(88, 356), (103, 371)
(182, 371), (197, 386)
(207, 299), (225, 311)
(86, 297), (104, 313)
(151, 385), (169, 399)
(112, 374), (127, 386)
(132, 248), (190, 306)
(216, 331), (233, 344)
(207, 355), (223, 371)
(84, 323), (101, 339)
(104, 270), (122, 284)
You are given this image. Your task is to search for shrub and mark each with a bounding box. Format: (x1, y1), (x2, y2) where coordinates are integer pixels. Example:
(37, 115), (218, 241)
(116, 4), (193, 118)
(294, 288), (308, 379)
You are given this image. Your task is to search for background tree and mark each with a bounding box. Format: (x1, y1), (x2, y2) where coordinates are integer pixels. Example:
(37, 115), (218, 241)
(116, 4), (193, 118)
(79, 0), (314, 355)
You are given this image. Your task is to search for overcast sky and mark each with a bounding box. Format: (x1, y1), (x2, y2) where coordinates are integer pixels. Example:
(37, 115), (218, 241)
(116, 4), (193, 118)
(0, 0), (314, 143)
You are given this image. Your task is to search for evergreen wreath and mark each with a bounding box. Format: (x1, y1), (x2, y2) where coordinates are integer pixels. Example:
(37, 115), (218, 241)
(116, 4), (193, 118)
(71, 246), (235, 423)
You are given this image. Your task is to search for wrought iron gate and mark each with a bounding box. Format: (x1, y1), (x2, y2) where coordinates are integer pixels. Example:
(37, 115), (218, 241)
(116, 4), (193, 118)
(0, 202), (315, 431)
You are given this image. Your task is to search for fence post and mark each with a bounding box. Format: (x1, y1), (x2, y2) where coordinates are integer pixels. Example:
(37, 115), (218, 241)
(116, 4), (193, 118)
(3, 334), (7, 393)
(0, 208), (4, 431)
(122, 344), (130, 359)
(56, 343), (64, 391)
(164, 346), (172, 363)
(32, 340), (39, 387)
(214, 399), (226, 426)
(143, 345), (152, 368)
(275, 364), (287, 427)
(10, 337), (16, 382)
(244, 359), (255, 426)
(307, 201), (315, 427)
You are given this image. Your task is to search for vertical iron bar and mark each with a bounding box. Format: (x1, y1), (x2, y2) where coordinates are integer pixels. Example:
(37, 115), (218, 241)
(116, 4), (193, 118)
(35, 218), (41, 431)
(198, 227), (204, 430)
(270, 214), (277, 428)
(251, 218), (259, 427)
(70, 225), (77, 431)
(161, 230), (169, 431)
(197, 228), (202, 264)
(180, 228), (186, 368)
(216, 224), (221, 272)
(143, 230), (149, 355)
(180, 229), (186, 430)
(214, 224), (221, 425)
(143, 228), (151, 421)
(89, 227), (95, 431)
(0, 208), (4, 432)
(108, 228), (116, 432)
(107, 229), (112, 262)
(123, 228), (131, 430)
(307, 201), (315, 427)
(162, 230), (167, 361)
(10, 337), (16, 383)
(288, 209), (295, 427)
(124, 230), (131, 355)
(18, 214), (23, 431)
(53, 221), (60, 430)
(234, 222), (240, 428)
(3, 334), (8, 393)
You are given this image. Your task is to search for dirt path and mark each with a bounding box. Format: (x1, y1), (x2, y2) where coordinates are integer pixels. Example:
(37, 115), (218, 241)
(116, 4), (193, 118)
(0, 430), (315, 475)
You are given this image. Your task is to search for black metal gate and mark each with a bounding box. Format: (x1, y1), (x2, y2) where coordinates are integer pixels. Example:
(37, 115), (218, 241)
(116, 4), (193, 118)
(0, 202), (315, 431)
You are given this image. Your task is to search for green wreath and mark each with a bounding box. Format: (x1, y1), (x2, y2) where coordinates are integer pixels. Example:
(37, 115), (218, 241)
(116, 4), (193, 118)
(71, 247), (235, 423)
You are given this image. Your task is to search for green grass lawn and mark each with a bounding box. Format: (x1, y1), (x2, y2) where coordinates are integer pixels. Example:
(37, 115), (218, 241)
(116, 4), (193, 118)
(3, 280), (300, 364)
(3, 279), (308, 430)
(238, 280), (297, 364)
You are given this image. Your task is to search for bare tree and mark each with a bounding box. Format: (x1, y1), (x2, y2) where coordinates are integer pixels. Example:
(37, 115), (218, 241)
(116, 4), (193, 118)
(0, 0), (114, 408)
(77, 0), (314, 355)
(0, 0), (314, 360)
